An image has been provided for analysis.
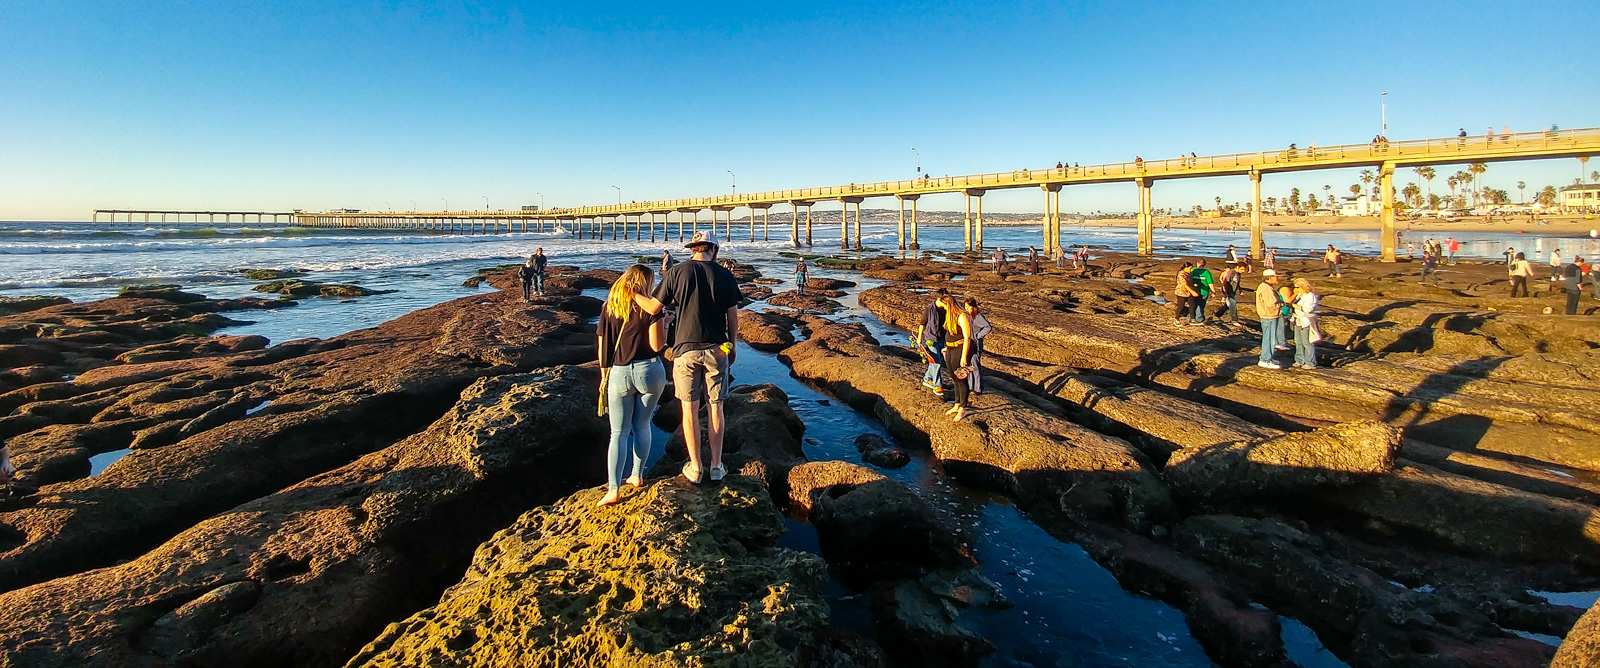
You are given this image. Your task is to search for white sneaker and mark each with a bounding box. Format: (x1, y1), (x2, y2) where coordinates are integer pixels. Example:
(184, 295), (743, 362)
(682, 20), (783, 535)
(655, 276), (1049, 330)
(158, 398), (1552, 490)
(708, 464), (726, 482)
(682, 462), (703, 485)
(1257, 361), (1283, 369)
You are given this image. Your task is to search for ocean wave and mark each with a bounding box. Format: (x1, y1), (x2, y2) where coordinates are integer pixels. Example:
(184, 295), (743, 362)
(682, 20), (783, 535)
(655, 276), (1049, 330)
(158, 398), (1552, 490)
(0, 230), (567, 255)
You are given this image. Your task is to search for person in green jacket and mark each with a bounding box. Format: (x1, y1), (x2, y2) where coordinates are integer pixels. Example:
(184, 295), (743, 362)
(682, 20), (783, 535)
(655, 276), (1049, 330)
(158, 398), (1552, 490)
(1188, 258), (1214, 324)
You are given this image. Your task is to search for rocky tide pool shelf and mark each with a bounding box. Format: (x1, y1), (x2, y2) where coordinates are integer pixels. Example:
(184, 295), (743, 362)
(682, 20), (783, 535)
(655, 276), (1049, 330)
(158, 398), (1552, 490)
(1, 250), (1598, 667)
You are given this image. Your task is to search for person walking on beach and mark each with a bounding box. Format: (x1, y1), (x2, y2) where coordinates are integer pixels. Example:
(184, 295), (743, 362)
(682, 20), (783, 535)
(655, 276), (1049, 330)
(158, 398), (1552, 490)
(595, 265), (669, 506)
(1421, 246), (1440, 283)
(1589, 259), (1600, 300)
(1255, 270), (1286, 369)
(1290, 277), (1320, 369)
(1503, 246), (1517, 268)
(992, 248), (1008, 274)
(1174, 261), (1197, 323)
(964, 298), (992, 395)
(1264, 248), (1277, 270)
(1225, 245), (1239, 264)
(1446, 238), (1460, 265)
(653, 231), (741, 485)
(916, 289), (955, 393)
(1028, 246), (1040, 274)
(1509, 252), (1531, 297)
(945, 300), (976, 422)
(1323, 245), (1342, 278)
(531, 247), (548, 294)
(1188, 259), (1214, 324)
(1549, 249), (1563, 288)
(660, 250), (674, 276)
(794, 258), (809, 295)
(1218, 262), (1241, 322)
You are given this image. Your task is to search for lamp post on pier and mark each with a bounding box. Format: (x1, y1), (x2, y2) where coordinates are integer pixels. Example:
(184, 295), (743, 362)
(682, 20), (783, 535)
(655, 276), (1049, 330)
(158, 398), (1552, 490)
(728, 170), (736, 195)
(611, 185), (622, 205)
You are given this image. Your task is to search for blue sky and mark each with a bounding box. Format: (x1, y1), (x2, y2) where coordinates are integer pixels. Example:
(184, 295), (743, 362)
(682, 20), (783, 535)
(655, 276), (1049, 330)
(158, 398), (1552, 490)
(2, 1), (1596, 220)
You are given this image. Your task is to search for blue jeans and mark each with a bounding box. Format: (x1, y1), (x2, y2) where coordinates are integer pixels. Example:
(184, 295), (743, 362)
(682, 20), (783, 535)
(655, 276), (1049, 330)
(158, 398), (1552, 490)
(1190, 296), (1206, 323)
(1259, 318), (1281, 364)
(606, 358), (667, 492)
(1294, 325), (1316, 367)
(1223, 295), (1238, 321)
(921, 341), (945, 386)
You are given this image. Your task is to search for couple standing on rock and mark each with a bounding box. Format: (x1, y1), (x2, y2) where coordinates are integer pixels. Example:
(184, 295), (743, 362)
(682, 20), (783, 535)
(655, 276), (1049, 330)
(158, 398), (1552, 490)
(594, 231), (740, 506)
(915, 288), (991, 422)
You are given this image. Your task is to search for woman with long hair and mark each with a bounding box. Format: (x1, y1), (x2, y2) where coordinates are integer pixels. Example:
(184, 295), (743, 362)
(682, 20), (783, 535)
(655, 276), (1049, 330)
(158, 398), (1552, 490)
(596, 264), (669, 506)
(1290, 277), (1320, 369)
(944, 298), (975, 422)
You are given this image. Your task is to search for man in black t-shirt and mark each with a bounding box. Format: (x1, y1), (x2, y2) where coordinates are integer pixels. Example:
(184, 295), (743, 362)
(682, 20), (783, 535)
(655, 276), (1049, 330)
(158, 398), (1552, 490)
(530, 248), (548, 296)
(653, 231), (740, 485)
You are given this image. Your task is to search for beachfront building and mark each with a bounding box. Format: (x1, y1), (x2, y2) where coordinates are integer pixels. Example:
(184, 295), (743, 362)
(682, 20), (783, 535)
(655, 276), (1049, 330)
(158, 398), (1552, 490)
(1338, 194), (1375, 216)
(1560, 183), (1600, 213)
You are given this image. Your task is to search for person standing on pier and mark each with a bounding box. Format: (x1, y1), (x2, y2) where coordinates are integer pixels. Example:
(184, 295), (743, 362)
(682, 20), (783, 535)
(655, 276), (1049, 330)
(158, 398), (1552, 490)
(1255, 270), (1285, 369)
(595, 265), (669, 507)
(653, 231), (740, 485)
(794, 258), (809, 295)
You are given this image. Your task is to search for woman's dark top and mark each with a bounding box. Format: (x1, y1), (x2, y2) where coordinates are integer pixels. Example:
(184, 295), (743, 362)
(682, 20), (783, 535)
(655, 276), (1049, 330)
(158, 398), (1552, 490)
(598, 305), (662, 367)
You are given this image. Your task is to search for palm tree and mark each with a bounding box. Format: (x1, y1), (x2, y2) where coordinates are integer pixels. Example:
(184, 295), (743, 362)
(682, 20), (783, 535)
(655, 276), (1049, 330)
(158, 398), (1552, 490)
(1416, 166), (1436, 207)
(1349, 183), (1362, 197)
(1537, 185), (1558, 208)
(1308, 194), (1321, 212)
(1360, 170), (1374, 189)
(1446, 175), (1459, 206)
(1214, 196), (1222, 212)
(1591, 170), (1599, 184)
(1289, 188), (1302, 213)
(1402, 182), (1421, 207)
(1467, 162), (1487, 206)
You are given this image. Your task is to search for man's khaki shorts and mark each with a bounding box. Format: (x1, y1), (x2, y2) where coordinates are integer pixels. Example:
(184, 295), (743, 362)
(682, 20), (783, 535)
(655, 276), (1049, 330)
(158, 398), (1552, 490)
(673, 347), (730, 404)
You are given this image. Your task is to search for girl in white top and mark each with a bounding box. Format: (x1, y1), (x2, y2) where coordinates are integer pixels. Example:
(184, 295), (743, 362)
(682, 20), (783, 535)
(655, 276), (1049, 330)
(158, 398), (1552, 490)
(1290, 277), (1320, 369)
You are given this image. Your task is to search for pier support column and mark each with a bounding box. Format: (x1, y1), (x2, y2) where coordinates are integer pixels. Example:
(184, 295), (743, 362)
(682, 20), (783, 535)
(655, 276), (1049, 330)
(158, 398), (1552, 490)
(852, 201), (862, 251)
(1053, 185), (1064, 252)
(897, 196), (906, 250)
(762, 207), (770, 241)
(975, 193), (985, 251)
(963, 192), (973, 252)
(1136, 178), (1154, 256)
(1249, 169), (1264, 260)
(1379, 161), (1397, 262)
(839, 201), (849, 250)
(910, 196), (920, 250)
(789, 204), (800, 247)
(748, 208), (755, 242)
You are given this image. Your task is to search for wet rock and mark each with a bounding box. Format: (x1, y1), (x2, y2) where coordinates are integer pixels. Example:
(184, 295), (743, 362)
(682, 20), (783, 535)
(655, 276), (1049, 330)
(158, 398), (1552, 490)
(1554, 599), (1600, 667)
(786, 461), (969, 582)
(114, 335), (269, 364)
(1164, 420), (1401, 504)
(252, 279), (384, 298)
(0, 289), (597, 593)
(0, 296), (70, 316)
(721, 259), (762, 282)
(780, 317), (1171, 529)
(738, 310), (796, 351)
(752, 277), (783, 285)
(1318, 463), (1600, 569)
(854, 433), (909, 468)
(806, 277), (857, 291)
(1174, 514), (1556, 666)
(347, 474), (853, 667)
(767, 290), (844, 314)
(659, 384), (805, 493)
(460, 276), (484, 288)
(239, 268), (304, 281)
(116, 284), (208, 303)
(0, 368), (609, 667)
(872, 577), (995, 667)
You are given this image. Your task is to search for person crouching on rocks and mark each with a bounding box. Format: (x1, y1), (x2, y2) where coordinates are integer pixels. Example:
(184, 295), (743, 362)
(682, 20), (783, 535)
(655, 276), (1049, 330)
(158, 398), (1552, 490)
(595, 265), (670, 506)
(916, 288), (955, 394)
(963, 298), (991, 395)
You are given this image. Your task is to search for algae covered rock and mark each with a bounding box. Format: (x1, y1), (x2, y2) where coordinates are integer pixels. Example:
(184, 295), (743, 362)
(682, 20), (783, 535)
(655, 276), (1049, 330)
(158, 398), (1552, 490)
(347, 475), (848, 667)
(0, 295), (70, 316)
(1164, 420), (1401, 504)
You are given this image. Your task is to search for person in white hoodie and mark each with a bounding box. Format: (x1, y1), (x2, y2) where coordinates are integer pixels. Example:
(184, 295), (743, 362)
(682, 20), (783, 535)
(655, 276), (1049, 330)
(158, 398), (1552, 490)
(1290, 277), (1320, 369)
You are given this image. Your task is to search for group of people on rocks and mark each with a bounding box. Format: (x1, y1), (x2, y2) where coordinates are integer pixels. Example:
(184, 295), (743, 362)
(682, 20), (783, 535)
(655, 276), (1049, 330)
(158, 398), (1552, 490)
(1502, 246), (1598, 314)
(1174, 257), (1253, 325)
(914, 288), (991, 422)
(588, 231), (741, 507)
(1168, 247), (1325, 369)
(517, 247), (548, 300)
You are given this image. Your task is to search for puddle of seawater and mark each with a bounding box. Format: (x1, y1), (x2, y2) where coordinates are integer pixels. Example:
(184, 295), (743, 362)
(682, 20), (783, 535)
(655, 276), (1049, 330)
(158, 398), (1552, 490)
(88, 449), (131, 476)
(1281, 616), (1350, 667)
(1529, 589), (1600, 609)
(245, 399), (272, 416)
